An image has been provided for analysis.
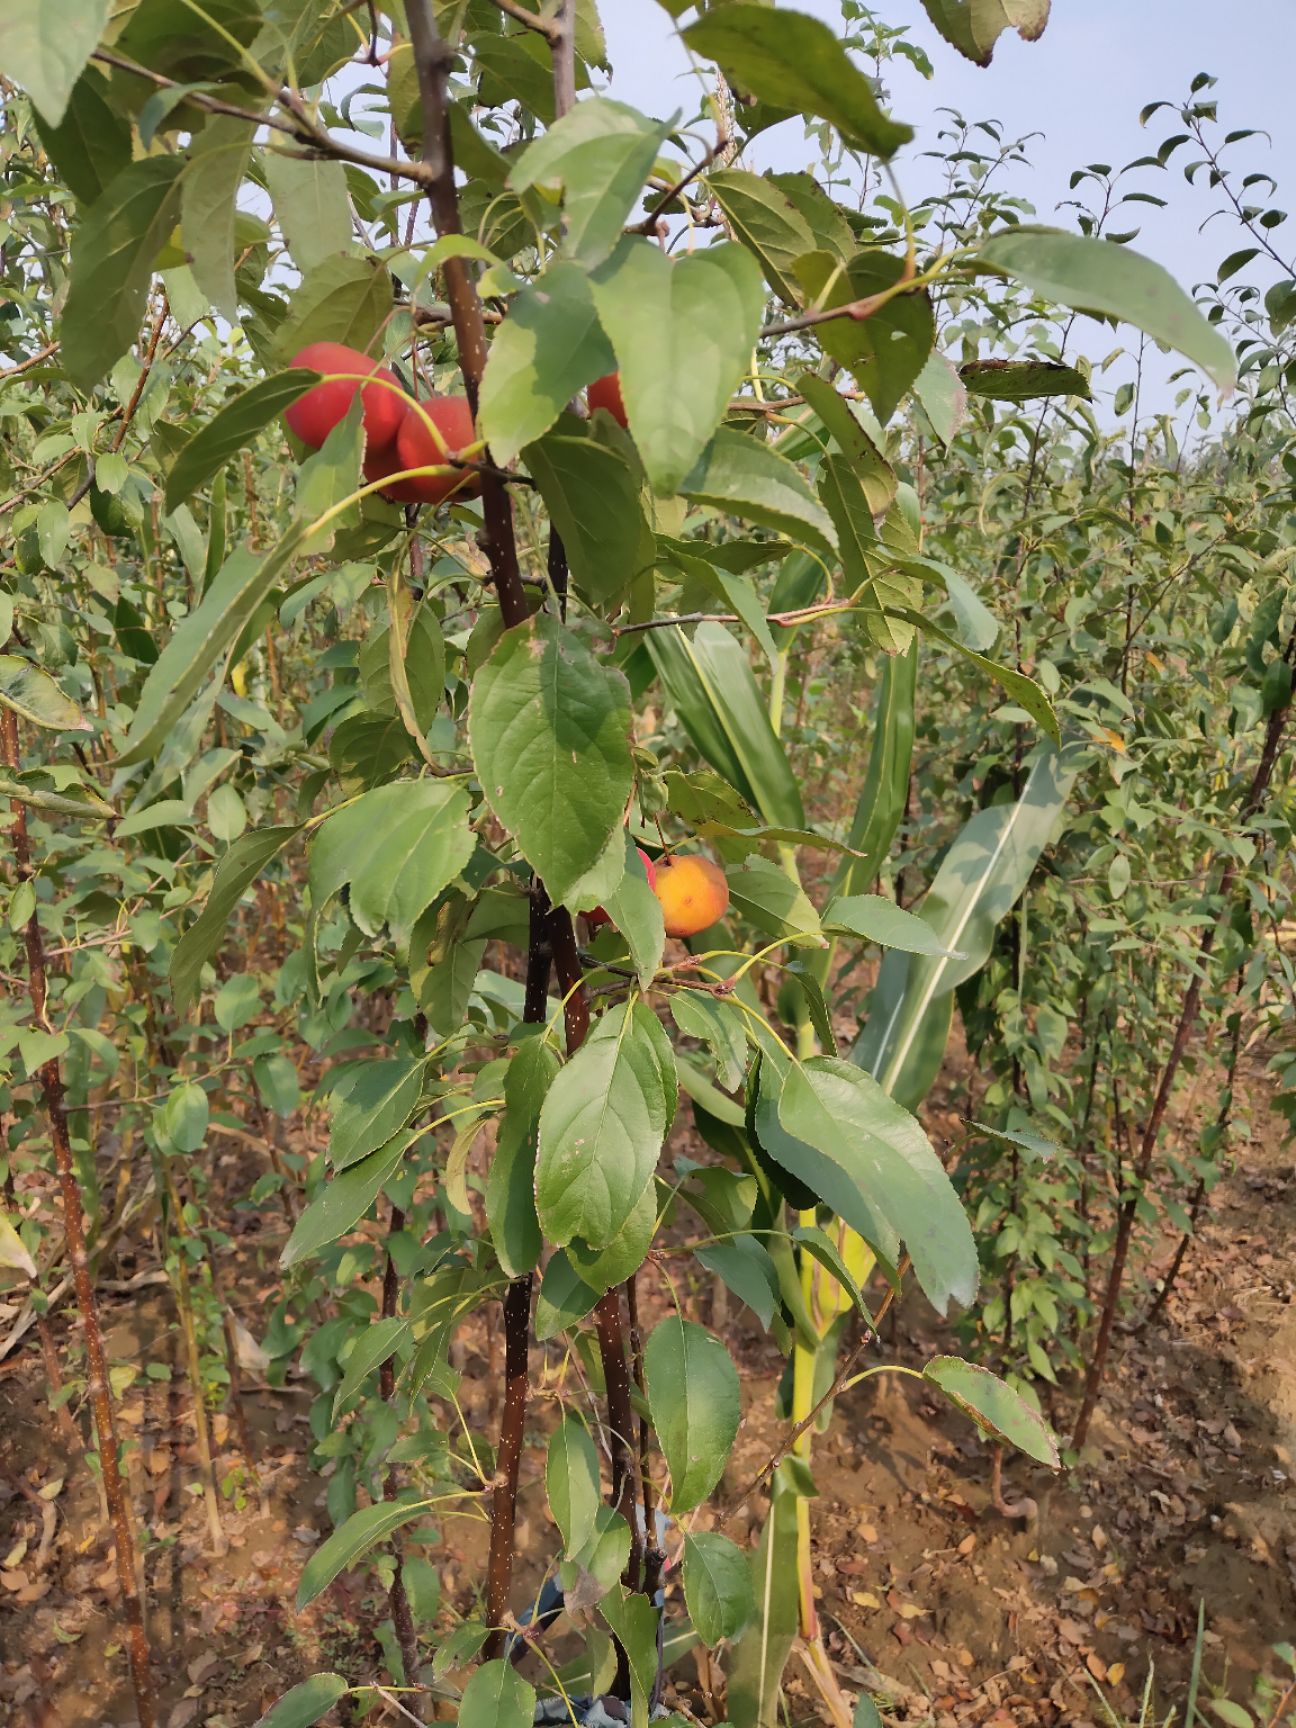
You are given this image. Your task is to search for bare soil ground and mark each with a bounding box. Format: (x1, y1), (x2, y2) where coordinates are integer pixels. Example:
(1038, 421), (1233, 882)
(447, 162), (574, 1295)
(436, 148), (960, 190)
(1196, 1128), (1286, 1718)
(2, 1055), (1294, 1727)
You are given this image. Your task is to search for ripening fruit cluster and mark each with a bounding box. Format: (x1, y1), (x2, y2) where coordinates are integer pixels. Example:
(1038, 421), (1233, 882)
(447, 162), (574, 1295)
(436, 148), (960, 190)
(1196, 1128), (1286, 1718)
(589, 850), (729, 940)
(284, 341), (481, 507)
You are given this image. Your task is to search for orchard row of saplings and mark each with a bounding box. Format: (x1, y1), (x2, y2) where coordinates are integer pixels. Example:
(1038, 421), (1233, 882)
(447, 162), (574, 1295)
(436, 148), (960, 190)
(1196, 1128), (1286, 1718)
(284, 340), (728, 936)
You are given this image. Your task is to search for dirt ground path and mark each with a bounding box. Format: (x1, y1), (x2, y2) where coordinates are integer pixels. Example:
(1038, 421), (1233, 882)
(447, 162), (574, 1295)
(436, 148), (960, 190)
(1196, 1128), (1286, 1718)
(2, 1058), (1294, 1726)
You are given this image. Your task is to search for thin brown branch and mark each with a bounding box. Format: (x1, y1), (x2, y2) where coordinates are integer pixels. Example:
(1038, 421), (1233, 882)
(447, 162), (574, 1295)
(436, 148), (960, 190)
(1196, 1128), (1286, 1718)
(2, 709), (156, 1728)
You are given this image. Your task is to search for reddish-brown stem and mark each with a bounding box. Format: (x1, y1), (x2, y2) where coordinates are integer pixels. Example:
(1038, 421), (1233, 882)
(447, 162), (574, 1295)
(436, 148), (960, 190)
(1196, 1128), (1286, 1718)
(1072, 689), (1291, 1449)
(2, 708), (155, 1728)
(379, 1202), (421, 1702)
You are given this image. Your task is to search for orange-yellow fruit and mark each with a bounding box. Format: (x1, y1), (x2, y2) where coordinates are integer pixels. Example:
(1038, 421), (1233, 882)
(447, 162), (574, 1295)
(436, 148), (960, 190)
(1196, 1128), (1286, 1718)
(653, 855), (729, 938)
(588, 372), (627, 429)
(285, 341), (405, 451)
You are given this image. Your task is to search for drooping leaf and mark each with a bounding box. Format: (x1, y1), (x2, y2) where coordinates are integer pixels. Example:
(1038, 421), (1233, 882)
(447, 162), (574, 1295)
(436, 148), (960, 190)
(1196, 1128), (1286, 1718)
(646, 624), (805, 829)
(469, 611), (634, 906)
(547, 1414), (602, 1558)
(854, 744), (1080, 1110)
(171, 826), (301, 1014)
(271, 254), (393, 366)
(0, 1210), (37, 1280)
(921, 0), (1050, 65)
(0, 657), (89, 732)
(683, 6), (912, 159)
(524, 418), (656, 603)
(644, 1315), (740, 1513)
(591, 239), (766, 496)
(486, 1035), (559, 1278)
(535, 1003), (672, 1249)
(164, 372), (317, 513)
(923, 1356), (1060, 1466)
(61, 155), (184, 389)
(116, 527), (309, 766)
(704, 169), (815, 305)
(680, 428), (837, 558)
(479, 261), (616, 464)
(976, 227), (1236, 391)
(726, 854), (822, 941)
(795, 250), (935, 424)
(778, 1056), (978, 1314)
(911, 351), (967, 447)
(509, 97), (671, 267)
(280, 1130), (410, 1267)
(308, 780), (475, 944)
(833, 643), (915, 899)
(181, 116), (253, 323)
(332, 1317), (409, 1421)
(725, 1460), (805, 1727)
(892, 607), (1059, 741)
(296, 1494), (427, 1609)
(683, 1531), (756, 1644)
(33, 67), (131, 204)
(601, 833), (666, 989)
(264, 151), (353, 272)
(0, 0), (111, 126)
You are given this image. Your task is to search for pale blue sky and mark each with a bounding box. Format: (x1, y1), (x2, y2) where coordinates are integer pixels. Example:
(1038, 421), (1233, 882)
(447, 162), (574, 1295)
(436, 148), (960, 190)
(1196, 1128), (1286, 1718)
(598, 0), (1295, 426)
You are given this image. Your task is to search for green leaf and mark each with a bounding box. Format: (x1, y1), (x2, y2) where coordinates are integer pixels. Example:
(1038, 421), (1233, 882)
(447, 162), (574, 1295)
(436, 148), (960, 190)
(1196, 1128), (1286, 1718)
(252, 1674), (349, 1728)
(591, 239), (767, 495)
(725, 854), (822, 940)
(694, 1236), (779, 1329)
(834, 644), (915, 898)
(792, 1224), (872, 1323)
(854, 744), (1080, 1111)
(332, 1317), (409, 1421)
(0, 0), (111, 125)
(309, 780), (474, 944)
(62, 156), (184, 390)
(469, 611), (634, 906)
(327, 1057), (425, 1172)
(566, 1176), (658, 1296)
(459, 1661), (535, 1728)
(34, 68), (131, 205)
(959, 358), (1090, 401)
(486, 1036), (558, 1278)
(795, 373), (896, 516)
(296, 1495), (427, 1609)
(912, 351), (967, 447)
(171, 826), (300, 1015)
(646, 624), (805, 829)
(117, 527), (310, 767)
(671, 991), (747, 1092)
(280, 1130), (410, 1267)
(601, 833), (666, 989)
(598, 1588), (661, 1710)
(524, 418), (655, 604)
(264, 151), (353, 272)
(921, 0), (1050, 65)
(0, 657), (88, 732)
(535, 1002), (672, 1248)
(165, 372), (316, 513)
(534, 1250), (600, 1340)
(795, 250), (935, 424)
(160, 1081), (209, 1153)
(547, 1414), (602, 1558)
(892, 608), (1059, 741)
(644, 1316), (740, 1513)
(976, 227), (1236, 391)
(271, 254), (393, 366)
(683, 6), (912, 159)
(479, 261), (616, 464)
(922, 1356), (1060, 1466)
(823, 893), (967, 958)
(509, 97), (671, 267)
(779, 1057), (978, 1314)
(0, 1209), (37, 1280)
(181, 116), (253, 323)
(683, 1531), (755, 1645)
(725, 1460), (805, 1728)
(704, 169), (815, 305)
(680, 428), (837, 558)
